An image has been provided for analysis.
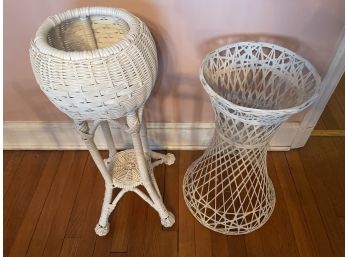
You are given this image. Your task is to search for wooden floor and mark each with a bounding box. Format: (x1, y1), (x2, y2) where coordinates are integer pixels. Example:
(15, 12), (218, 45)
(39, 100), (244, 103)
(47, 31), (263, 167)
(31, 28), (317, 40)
(314, 74), (345, 131)
(4, 75), (345, 257)
(4, 136), (344, 257)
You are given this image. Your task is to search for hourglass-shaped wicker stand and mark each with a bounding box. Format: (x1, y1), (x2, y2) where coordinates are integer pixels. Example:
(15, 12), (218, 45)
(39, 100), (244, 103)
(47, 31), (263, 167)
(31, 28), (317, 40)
(29, 7), (175, 236)
(183, 42), (321, 235)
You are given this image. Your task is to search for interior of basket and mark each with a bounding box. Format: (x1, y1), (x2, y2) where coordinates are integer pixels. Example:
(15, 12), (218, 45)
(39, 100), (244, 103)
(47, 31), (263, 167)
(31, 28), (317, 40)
(202, 46), (318, 110)
(47, 15), (130, 51)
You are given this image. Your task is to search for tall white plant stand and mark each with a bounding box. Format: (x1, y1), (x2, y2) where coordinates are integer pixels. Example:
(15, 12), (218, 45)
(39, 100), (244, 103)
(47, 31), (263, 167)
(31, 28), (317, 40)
(29, 7), (175, 236)
(183, 42), (321, 235)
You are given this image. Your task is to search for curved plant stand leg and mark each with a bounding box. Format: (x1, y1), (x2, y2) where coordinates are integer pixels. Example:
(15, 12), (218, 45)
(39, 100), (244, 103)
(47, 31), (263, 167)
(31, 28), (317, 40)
(75, 113), (176, 236)
(127, 112), (175, 227)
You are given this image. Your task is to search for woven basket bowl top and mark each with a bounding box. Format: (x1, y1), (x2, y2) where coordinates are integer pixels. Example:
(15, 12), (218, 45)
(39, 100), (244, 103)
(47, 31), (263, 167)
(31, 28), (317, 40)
(200, 42), (322, 121)
(46, 15), (130, 53)
(32, 7), (142, 60)
(29, 7), (158, 121)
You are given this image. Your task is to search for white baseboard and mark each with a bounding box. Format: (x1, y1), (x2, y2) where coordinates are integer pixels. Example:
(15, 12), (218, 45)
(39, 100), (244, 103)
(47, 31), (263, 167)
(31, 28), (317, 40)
(4, 122), (300, 151)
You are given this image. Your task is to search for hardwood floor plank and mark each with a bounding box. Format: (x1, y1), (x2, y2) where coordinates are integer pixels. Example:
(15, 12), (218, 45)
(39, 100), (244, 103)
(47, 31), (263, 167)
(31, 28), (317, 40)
(285, 150), (334, 257)
(4, 151), (25, 195)
(110, 253), (128, 257)
(4, 151), (50, 257)
(226, 236), (247, 257)
(314, 116), (327, 130)
(231, 155), (299, 257)
(126, 192), (148, 257)
(110, 193), (133, 252)
(244, 232), (265, 257)
(178, 151), (201, 257)
(158, 230), (178, 257)
(338, 217), (344, 233)
(309, 137), (344, 217)
(74, 162), (105, 257)
(66, 156), (98, 237)
(211, 233), (229, 257)
(330, 137), (345, 193)
(298, 138), (344, 257)
(42, 151), (89, 257)
(253, 209), (287, 257)
(7, 151), (63, 257)
(263, 154), (300, 257)
(4, 150), (13, 167)
(271, 152), (318, 257)
(194, 222), (212, 257)
(26, 151), (76, 257)
(59, 238), (79, 257)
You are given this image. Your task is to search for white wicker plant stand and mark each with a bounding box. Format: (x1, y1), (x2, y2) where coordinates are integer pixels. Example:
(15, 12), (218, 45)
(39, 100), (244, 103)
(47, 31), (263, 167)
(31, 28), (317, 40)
(183, 42), (321, 235)
(29, 7), (175, 236)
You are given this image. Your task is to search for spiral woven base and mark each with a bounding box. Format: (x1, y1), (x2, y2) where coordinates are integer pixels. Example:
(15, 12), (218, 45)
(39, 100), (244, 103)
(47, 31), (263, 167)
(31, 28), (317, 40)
(184, 135), (276, 235)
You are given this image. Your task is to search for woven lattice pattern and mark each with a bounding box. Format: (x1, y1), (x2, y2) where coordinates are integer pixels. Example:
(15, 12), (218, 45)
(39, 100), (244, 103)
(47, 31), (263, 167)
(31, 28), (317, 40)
(112, 149), (142, 189)
(29, 7), (157, 121)
(183, 42), (321, 235)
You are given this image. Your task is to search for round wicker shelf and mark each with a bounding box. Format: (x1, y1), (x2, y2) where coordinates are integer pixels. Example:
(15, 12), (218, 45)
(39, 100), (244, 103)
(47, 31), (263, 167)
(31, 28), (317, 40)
(111, 149), (143, 189)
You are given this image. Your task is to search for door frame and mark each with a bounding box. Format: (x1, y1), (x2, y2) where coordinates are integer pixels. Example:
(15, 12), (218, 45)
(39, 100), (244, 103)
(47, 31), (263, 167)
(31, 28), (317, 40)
(291, 30), (345, 148)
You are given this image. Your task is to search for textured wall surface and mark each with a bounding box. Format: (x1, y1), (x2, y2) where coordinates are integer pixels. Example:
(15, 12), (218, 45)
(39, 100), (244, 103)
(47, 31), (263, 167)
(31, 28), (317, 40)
(4, 0), (344, 122)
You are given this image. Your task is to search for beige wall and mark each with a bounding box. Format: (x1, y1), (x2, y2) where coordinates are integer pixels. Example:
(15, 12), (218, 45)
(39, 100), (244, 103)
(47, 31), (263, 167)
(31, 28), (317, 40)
(4, 0), (344, 122)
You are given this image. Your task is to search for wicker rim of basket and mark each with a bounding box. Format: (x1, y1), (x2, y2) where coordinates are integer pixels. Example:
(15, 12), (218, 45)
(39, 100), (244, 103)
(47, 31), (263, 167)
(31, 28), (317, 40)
(32, 7), (142, 60)
(199, 41), (322, 114)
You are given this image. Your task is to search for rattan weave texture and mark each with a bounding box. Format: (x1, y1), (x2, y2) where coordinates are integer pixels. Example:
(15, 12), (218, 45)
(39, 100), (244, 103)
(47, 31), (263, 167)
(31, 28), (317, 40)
(30, 7), (157, 121)
(29, 7), (175, 237)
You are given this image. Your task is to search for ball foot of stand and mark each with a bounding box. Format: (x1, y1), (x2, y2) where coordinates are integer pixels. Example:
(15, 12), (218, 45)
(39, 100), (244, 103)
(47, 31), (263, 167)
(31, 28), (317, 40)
(95, 223), (110, 236)
(164, 153), (175, 166)
(160, 212), (175, 227)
